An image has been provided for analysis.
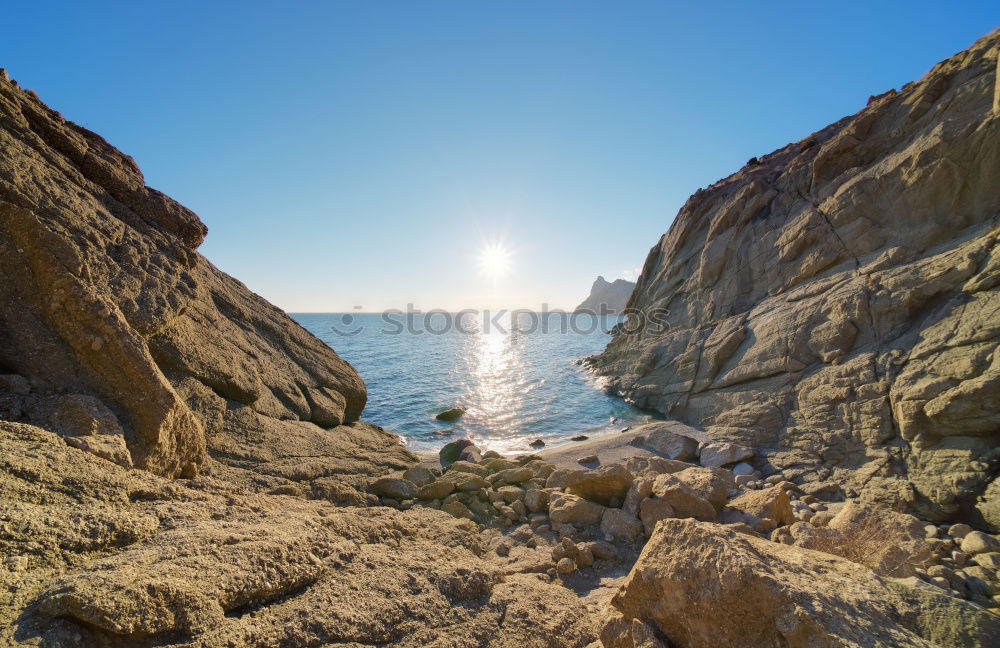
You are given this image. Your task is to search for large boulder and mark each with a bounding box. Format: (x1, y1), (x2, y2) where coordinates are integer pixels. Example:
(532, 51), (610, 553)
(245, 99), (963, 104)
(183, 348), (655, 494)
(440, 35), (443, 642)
(0, 70), (413, 483)
(585, 29), (1000, 521)
(602, 519), (1000, 648)
(564, 464), (634, 505)
(648, 473), (716, 522)
(727, 486), (795, 527)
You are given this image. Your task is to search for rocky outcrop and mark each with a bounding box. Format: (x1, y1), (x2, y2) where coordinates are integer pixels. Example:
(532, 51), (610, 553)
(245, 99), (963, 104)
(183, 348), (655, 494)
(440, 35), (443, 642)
(576, 276), (636, 313)
(588, 31), (1000, 528)
(602, 519), (1000, 647)
(0, 68), (412, 485)
(0, 421), (592, 647)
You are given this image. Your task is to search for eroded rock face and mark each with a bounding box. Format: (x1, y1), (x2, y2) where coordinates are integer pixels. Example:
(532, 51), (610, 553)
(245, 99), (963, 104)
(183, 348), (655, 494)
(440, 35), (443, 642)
(0, 421), (593, 648)
(603, 519), (1000, 648)
(588, 31), (1000, 527)
(0, 70), (380, 479)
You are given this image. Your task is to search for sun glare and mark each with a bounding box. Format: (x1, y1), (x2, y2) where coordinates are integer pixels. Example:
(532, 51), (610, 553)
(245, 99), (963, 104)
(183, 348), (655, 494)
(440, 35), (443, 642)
(477, 242), (511, 280)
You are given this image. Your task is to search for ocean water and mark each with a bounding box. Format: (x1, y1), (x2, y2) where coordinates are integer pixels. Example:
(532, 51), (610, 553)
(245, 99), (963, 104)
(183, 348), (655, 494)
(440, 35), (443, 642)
(293, 312), (657, 452)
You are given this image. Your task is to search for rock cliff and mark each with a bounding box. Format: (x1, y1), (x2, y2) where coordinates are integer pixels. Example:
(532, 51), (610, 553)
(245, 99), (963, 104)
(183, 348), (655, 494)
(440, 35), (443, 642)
(576, 276), (636, 313)
(588, 31), (1000, 529)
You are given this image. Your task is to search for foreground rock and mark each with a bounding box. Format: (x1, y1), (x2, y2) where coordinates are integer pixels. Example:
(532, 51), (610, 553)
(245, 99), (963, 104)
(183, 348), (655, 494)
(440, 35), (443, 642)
(0, 68), (411, 491)
(603, 519), (1000, 647)
(587, 30), (1000, 529)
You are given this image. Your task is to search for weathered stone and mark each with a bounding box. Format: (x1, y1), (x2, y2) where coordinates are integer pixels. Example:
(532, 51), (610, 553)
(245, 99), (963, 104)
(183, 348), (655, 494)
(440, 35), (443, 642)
(961, 531), (1000, 556)
(417, 480), (455, 501)
(728, 486), (794, 527)
(672, 466), (733, 511)
(523, 488), (549, 513)
(603, 519), (1000, 648)
(630, 422), (699, 461)
(564, 464), (633, 506)
(439, 440), (481, 467)
(649, 474), (716, 521)
(698, 442), (754, 468)
(370, 477), (418, 500)
(585, 30), (1000, 522)
(548, 493), (605, 526)
(601, 508), (643, 542)
(402, 465), (435, 487)
(638, 497), (675, 537)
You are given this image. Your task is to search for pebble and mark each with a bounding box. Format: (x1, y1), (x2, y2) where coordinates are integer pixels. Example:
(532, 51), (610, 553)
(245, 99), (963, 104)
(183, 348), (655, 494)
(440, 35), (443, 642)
(948, 523), (973, 539)
(556, 557), (576, 574)
(924, 524), (939, 539)
(6, 555), (27, 572)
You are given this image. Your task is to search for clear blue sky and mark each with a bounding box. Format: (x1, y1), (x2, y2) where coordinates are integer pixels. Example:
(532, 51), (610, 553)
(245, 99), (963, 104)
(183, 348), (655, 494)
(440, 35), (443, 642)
(3, 2), (997, 311)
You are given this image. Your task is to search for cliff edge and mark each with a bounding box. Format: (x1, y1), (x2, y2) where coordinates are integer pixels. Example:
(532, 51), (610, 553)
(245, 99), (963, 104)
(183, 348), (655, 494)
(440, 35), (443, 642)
(588, 30), (1000, 529)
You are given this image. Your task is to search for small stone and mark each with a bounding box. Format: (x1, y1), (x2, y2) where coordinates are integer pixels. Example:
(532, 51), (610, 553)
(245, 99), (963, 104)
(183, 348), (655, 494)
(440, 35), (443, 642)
(948, 523), (973, 539)
(6, 555), (28, 572)
(764, 475), (785, 485)
(511, 500), (527, 517)
(952, 550), (968, 566)
(960, 531), (1000, 556)
(496, 467), (534, 484)
(930, 576), (951, 589)
(556, 557), (576, 574)
(435, 406), (467, 422)
(973, 552), (1000, 570)
(735, 475), (754, 488)
(523, 489), (548, 513)
(571, 435), (589, 442)
(495, 541), (511, 557)
(924, 524), (939, 539)
(578, 454), (599, 465)
(529, 439), (545, 448)
(576, 544), (594, 568)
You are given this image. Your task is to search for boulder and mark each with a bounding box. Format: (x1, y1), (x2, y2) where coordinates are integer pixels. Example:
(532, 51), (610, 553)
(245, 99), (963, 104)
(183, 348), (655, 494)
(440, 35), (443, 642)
(672, 466), (733, 510)
(439, 440), (480, 467)
(435, 407), (467, 422)
(638, 498), (675, 537)
(602, 519), (1000, 648)
(402, 465), (435, 487)
(417, 480), (455, 501)
(630, 422), (699, 461)
(601, 508), (644, 543)
(698, 442), (754, 468)
(961, 531), (1000, 556)
(649, 474), (716, 521)
(727, 486), (794, 527)
(370, 477), (418, 500)
(564, 464), (634, 505)
(548, 493), (605, 526)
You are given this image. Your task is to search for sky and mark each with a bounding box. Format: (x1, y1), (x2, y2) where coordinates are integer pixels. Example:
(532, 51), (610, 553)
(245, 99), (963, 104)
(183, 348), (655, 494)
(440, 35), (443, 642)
(2, 2), (997, 312)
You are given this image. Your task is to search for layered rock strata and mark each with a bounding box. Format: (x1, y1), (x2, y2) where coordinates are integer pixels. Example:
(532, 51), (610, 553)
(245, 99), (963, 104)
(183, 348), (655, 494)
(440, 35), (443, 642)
(588, 30), (1000, 529)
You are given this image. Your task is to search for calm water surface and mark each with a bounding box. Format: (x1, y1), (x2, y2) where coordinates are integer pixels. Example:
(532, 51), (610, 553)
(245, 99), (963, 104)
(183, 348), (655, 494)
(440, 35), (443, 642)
(293, 312), (657, 452)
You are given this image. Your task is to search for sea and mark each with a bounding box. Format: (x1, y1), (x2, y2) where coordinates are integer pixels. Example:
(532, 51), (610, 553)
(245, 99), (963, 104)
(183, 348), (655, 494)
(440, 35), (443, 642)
(293, 311), (658, 453)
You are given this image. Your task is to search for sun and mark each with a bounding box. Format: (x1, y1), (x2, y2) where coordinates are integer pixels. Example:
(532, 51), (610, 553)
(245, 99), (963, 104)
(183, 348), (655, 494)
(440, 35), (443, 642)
(477, 242), (511, 280)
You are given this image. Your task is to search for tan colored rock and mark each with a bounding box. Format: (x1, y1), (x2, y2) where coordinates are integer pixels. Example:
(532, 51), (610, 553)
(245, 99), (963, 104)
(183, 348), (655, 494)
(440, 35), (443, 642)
(603, 519), (1000, 648)
(728, 486), (794, 527)
(649, 473), (716, 521)
(601, 508), (644, 542)
(585, 29), (1000, 524)
(564, 464), (633, 505)
(417, 479), (455, 501)
(548, 493), (605, 526)
(629, 422), (699, 461)
(672, 466), (733, 510)
(638, 497), (675, 537)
